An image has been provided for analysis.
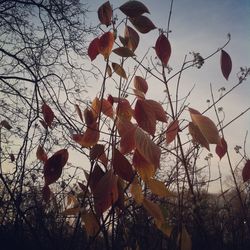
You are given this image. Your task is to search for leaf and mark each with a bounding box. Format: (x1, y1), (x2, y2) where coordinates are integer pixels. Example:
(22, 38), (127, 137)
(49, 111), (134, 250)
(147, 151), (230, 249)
(83, 108), (96, 126)
(147, 178), (172, 198)
(188, 122), (209, 150)
(166, 120), (179, 144)
(146, 100), (168, 123)
(134, 76), (148, 94)
(129, 15), (156, 34)
(119, 122), (136, 154)
(119, 1), (149, 18)
(98, 1), (112, 27)
(73, 123), (100, 148)
(112, 148), (135, 182)
(189, 108), (220, 145)
(93, 170), (118, 215)
(88, 37), (100, 61)
(113, 47), (135, 57)
(0, 120), (12, 130)
(116, 99), (133, 121)
(155, 34), (171, 66)
(178, 225), (192, 250)
(134, 99), (156, 135)
(75, 104), (83, 122)
(88, 164), (105, 192)
(36, 145), (48, 162)
(90, 144), (105, 161)
(9, 153), (15, 162)
(133, 88), (145, 99)
(242, 160), (250, 182)
(62, 207), (80, 216)
(216, 137), (228, 159)
(130, 176), (143, 205)
(42, 103), (54, 128)
(124, 25), (140, 51)
(101, 98), (114, 118)
(91, 97), (101, 119)
(42, 185), (51, 202)
(143, 198), (164, 224)
(134, 127), (161, 169)
(112, 62), (127, 79)
(44, 149), (69, 186)
(81, 211), (100, 237)
(98, 32), (114, 59)
(220, 50), (232, 80)
(133, 149), (156, 180)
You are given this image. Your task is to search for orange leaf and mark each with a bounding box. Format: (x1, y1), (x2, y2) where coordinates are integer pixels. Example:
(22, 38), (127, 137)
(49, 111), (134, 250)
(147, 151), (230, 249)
(113, 47), (135, 57)
(130, 176), (143, 204)
(93, 170), (118, 215)
(146, 178), (172, 198)
(75, 104), (83, 122)
(119, 1), (149, 18)
(112, 62), (127, 79)
(36, 145), (48, 162)
(134, 76), (148, 94)
(88, 37), (100, 61)
(215, 137), (227, 159)
(42, 103), (54, 128)
(155, 34), (171, 66)
(98, 32), (114, 59)
(242, 160), (250, 182)
(44, 149), (69, 186)
(134, 99), (156, 135)
(133, 149), (156, 180)
(0, 120), (12, 130)
(91, 97), (101, 120)
(116, 99), (133, 121)
(101, 98), (114, 118)
(83, 108), (96, 127)
(166, 120), (179, 144)
(124, 25), (140, 52)
(220, 50), (232, 80)
(146, 99), (167, 123)
(129, 15), (156, 34)
(112, 148), (135, 182)
(73, 123), (99, 148)
(143, 198), (164, 223)
(98, 1), (112, 27)
(134, 127), (161, 169)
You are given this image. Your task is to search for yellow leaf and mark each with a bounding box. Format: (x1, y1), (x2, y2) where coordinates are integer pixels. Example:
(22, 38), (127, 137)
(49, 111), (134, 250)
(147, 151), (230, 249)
(130, 176), (144, 205)
(142, 198), (164, 224)
(147, 178), (172, 198)
(81, 211), (100, 237)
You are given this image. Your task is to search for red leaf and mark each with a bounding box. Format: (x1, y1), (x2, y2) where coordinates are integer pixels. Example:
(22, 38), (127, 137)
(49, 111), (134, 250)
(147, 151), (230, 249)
(134, 99), (156, 135)
(116, 99), (133, 121)
(155, 34), (171, 66)
(146, 100), (168, 123)
(124, 25), (140, 52)
(216, 137), (228, 159)
(119, 1), (149, 18)
(166, 120), (179, 144)
(36, 145), (48, 162)
(88, 37), (100, 61)
(220, 50), (232, 80)
(129, 16), (156, 34)
(119, 122), (136, 154)
(101, 98), (114, 118)
(98, 1), (112, 26)
(112, 148), (135, 182)
(83, 108), (96, 127)
(44, 149), (69, 186)
(42, 103), (54, 128)
(242, 160), (250, 182)
(112, 47), (135, 57)
(98, 32), (114, 59)
(134, 76), (148, 94)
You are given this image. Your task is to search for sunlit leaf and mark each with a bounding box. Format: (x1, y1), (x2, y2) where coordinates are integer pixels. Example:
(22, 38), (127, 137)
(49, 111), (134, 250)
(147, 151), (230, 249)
(146, 99), (168, 123)
(93, 170), (118, 215)
(143, 198), (164, 223)
(220, 50), (232, 80)
(113, 47), (135, 57)
(81, 211), (100, 237)
(99, 32), (114, 59)
(155, 34), (171, 66)
(216, 137), (228, 159)
(166, 120), (179, 144)
(130, 176), (143, 205)
(119, 1), (149, 18)
(112, 148), (135, 182)
(134, 127), (161, 169)
(42, 103), (54, 128)
(44, 149), (69, 186)
(147, 178), (172, 198)
(98, 1), (112, 26)
(242, 160), (250, 182)
(129, 15), (156, 34)
(36, 145), (48, 162)
(112, 62), (127, 79)
(88, 37), (100, 61)
(124, 25), (140, 51)
(75, 104), (83, 122)
(90, 144), (105, 161)
(134, 76), (148, 94)
(0, 120), (12, 130)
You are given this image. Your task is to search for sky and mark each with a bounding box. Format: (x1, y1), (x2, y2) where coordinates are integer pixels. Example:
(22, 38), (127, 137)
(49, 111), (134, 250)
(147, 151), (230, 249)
(81, 0), (250, 192)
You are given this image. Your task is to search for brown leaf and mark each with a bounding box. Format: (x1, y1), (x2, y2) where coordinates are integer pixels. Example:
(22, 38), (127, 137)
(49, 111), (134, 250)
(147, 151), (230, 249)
(91, 97), (101, 120)
(134, 76), (148, 94)
(101, 98), (114, 118)
(62, 207), (80, 216)
(146, 99), (167, 123)
(155, 34), (171, 66)
(42, 103), (54, 128)
(88, 164), (105, 192)
(119, 1), (149, 18)
(98, 1), (112, 27)
(119, 123), (136, 154)
(143, 198), (164, 223)
(242, 160), (250, 182)
(129, 15), (156, 34)
(36, 145), (48, 162)
(83, 108), (96, 127)
(130, 176), (143, 204)
(0, 120), (12, 130)
(147, 178), (172, 198)
(216, 137), (227, 159)
(113, 47), (135, 57)
(90, 144), (105, 161)
(88, 37), (100, 61)
(44, 149), (69, 186)
(75, 104), (83, 122)
(166, 120), (179, 144)
(116, 99), (133, 121)
(107, 64), (112, 77)
(124, 25), (140, 51)
(179, 225), (192, 250)
(81, 211), (100, 237)
(98, 32), (114, 59)
(112, 148), (135, 182)
(220, 50), (232, 80)
(112, 62), (127, 79)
